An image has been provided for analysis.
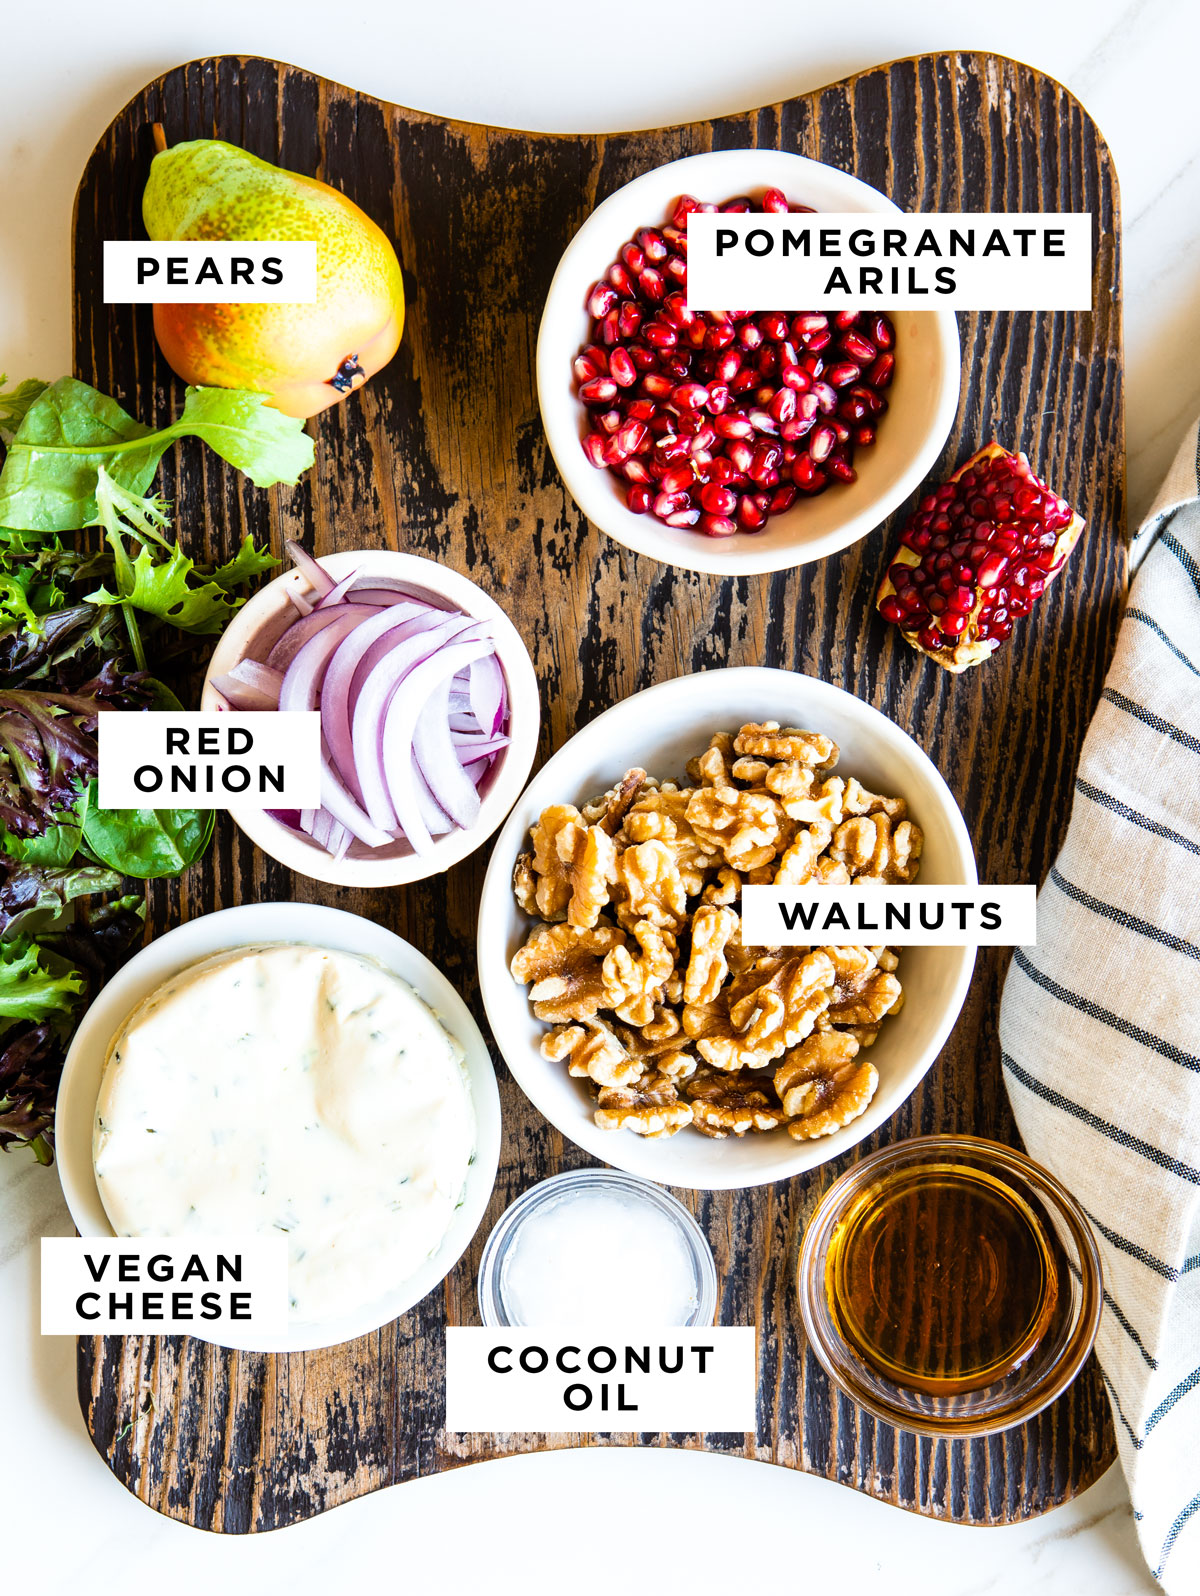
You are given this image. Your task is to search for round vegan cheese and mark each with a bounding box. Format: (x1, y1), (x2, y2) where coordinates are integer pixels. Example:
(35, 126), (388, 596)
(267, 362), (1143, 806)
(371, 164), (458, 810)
(93, 943), (475, 1323)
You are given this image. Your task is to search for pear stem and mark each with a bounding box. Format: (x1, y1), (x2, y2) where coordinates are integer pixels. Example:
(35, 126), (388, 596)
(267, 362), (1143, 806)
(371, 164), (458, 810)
(150, 122), (168, 155)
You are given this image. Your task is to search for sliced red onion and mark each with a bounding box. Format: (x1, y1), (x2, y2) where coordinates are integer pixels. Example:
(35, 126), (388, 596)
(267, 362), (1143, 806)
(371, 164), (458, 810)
(381, 639), (494, 854)
(468, 653), (506, 737)
(209, 675), (279, 711)
(284, 539), (335, 597)
(265, 603), (378, 673)
(351, 618), (490, 833)
(451, 731), (511, 760)
(279, 611), (365, 713)
(319, 603), (431, 800)
(287, 587), (314, 616)
(413, 678), (482, 831)
(347, 586), (434, 607)
(317, 571), (360, 609)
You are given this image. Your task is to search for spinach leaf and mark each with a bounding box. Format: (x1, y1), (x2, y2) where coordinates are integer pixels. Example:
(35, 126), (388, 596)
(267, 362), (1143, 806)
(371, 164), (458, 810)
(79, 779), (214, 878)
(0, 379), (313, 533)
(0, 378), (165, 531)
(169, 387), (314, 487)
(0, 376), (50, 439)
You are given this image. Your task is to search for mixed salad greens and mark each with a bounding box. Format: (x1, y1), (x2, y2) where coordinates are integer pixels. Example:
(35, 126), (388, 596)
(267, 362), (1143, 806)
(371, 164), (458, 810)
(0, 372), (312, 1161)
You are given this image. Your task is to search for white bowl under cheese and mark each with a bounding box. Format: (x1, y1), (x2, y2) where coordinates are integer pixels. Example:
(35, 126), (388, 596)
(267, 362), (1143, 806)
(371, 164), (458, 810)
(93, 943), (475, 1325)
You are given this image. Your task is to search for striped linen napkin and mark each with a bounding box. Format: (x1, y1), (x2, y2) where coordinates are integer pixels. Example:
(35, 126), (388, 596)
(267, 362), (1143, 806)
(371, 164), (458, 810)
(999, 420), (1200, 1593)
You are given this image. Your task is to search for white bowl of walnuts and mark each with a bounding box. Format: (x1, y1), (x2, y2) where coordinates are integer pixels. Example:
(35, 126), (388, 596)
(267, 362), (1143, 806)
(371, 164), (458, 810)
(477, 667), (977, 1190)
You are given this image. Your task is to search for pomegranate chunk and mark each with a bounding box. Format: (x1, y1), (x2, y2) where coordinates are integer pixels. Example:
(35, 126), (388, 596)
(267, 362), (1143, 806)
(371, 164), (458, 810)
(574, 191), (894, 537)
(876, 443), (1085, 671)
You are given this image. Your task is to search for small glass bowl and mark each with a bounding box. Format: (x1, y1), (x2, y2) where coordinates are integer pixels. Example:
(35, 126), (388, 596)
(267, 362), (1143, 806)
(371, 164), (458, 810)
(477, 1168), (719, 1328)
(797, 1135), (1103, 1437)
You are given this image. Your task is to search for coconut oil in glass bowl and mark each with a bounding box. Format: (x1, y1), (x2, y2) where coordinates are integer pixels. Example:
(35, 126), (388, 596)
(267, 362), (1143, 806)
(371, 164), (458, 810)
(477, 1169), (718, 1328)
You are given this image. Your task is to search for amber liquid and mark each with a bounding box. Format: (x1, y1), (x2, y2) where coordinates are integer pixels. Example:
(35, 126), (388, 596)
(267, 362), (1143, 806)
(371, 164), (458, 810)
(825, 1161), (1068, 1396)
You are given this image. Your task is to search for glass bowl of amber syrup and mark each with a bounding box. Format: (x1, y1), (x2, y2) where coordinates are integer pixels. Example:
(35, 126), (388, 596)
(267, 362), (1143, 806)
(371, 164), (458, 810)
(797, 1135), (1102, 1436)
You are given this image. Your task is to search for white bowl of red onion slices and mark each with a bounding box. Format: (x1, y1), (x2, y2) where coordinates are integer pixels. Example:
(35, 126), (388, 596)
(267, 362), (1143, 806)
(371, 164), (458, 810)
(200, 547), (541, 887)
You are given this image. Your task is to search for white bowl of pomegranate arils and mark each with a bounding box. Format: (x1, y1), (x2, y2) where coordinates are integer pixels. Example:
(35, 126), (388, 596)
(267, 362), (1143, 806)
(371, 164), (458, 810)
(537, 149), (961, 578)
(200, 546), (541, 888)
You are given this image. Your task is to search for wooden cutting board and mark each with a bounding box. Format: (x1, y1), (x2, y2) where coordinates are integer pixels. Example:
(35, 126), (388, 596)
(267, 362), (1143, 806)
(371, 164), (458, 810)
(71, 51), (1124, 1531)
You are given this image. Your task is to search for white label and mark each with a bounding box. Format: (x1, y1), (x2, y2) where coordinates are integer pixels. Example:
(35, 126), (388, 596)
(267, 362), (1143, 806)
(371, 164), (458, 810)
(741, 884), (1037, 946)
(41, 1237), (289, 1334)
(686, 213), (1093, 310)
(97, 710), (321, 809)
(103, 241), (317, 303)
(445, 1328), (757, 1432)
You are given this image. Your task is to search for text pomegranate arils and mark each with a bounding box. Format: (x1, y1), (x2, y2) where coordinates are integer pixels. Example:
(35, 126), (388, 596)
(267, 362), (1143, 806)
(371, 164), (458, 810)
(876, 443), (1085, 672)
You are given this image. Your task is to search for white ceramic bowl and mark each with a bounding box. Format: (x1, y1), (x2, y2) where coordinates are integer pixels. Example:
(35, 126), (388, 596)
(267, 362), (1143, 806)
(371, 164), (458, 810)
(200, 549), (541, 888)
(55, 902), (501, 1352)
(537, 149), (961, 577)
(477, 668), (976, 1191)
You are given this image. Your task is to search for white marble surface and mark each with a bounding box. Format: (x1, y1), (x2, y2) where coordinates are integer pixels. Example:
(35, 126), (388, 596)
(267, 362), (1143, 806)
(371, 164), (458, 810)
(2, 1), (1197, 1590)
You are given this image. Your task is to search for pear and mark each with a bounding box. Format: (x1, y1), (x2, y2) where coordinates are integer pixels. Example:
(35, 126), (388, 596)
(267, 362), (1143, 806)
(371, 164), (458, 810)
(143, 137), (405, 419)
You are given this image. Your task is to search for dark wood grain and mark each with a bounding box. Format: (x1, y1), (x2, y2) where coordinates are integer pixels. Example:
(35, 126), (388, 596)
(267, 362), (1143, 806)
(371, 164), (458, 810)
(72, 51), (1124, 1530)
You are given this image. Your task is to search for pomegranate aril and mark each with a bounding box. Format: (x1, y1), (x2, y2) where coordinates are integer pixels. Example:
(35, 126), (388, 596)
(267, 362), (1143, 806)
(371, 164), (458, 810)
(621, 242), (645, 274)
(720, 196), (753, 213)
(737, 497), (767, 530)
(792, 313), (827, 338)
(588, 283), (617, 318)
(826, 362), (861, 388)
(867, 353), (895, 387)
(771, 388), (797, 424)
(808, 425), (836, 464)
(607, 262), (634, 297)
(627, 485), (653, 514)
(638, 228), (668, 262)
(699, 512), (738, 536)
(759, 312), (790, 342)
(665, 506), (701, 528)
(660, 465), (694, 496)
(617, 419), (647, 454)
(714, 413), (754, 439)
(579, 377), (617, 405)
(762, 187), (789, 214)
(608, 347), (637, 387)
(643, 322), (677, 350)
(639, 267), (666, 301)
(770, 484), (797, 513)
(582, 433), (607, 467)
(672, 195), (701, 228)
(699, 482), (737, 515)
(839, 332), (877, 363)
(617, 301), (643, 339)
(671, 382), (709, 411)
(826, 457), (857, 484)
